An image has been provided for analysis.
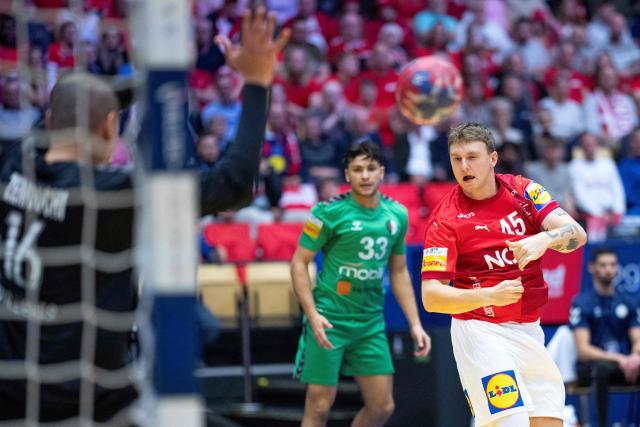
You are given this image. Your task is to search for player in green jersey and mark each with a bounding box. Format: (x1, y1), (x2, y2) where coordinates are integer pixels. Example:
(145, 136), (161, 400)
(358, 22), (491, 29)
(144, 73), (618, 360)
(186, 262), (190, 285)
(290, 140), (431, 427)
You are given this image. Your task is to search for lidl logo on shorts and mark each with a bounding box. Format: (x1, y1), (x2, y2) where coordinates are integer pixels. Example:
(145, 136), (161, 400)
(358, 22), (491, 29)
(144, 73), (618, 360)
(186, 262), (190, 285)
(303, 215), (323, 239)
(422, 247), (447, 272)
(481, 370), (523, 414)
(524, 182), (552, 211)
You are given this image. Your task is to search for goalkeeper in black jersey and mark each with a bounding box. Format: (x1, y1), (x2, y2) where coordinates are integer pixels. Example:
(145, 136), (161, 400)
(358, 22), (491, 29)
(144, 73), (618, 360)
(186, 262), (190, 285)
(0, 8), (289, 423)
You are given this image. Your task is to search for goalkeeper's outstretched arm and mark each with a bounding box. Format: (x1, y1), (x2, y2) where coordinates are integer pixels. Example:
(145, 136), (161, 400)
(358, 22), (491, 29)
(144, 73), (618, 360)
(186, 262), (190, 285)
(199, 7), (290, 215)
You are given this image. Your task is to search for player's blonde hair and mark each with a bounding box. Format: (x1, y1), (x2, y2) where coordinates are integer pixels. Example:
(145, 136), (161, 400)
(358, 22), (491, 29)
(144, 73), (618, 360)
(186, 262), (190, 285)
(447, 122), (496, 153)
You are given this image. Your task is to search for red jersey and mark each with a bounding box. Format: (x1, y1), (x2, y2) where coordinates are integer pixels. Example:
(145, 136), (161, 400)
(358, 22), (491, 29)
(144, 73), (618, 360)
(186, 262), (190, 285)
(273, 76), (322, 108)
(325, 74), (361, 103)
(421, 174), (558, 323)
(327, 37), (371, 65)
(48, 43), (75, 69)
(543, 67), (593, 104)
(359, 69), (399, 107)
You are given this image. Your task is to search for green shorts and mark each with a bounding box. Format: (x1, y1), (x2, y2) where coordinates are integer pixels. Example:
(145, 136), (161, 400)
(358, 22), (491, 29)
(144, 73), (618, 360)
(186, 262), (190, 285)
(293, 313), (394, 386)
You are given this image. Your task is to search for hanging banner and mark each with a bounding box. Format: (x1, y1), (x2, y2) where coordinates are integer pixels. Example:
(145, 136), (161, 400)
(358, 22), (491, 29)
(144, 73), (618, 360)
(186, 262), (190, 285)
(539, 248), (584, 324)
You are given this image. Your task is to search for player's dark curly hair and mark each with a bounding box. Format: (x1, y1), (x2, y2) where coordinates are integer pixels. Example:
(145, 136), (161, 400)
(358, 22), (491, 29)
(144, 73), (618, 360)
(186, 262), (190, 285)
(448, 122), (496, 153)
(590, 247), (617, 264)
(343, 138), (383, 167)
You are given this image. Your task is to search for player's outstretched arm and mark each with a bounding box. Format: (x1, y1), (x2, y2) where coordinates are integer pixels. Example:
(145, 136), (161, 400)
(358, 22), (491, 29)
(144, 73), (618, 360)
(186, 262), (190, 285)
(506, 208), (587, 270)
(290, 245), (334, 349)
(389, 255), (431, 356)
(422, 278), (524, 314)
(199, 8), (290, 215)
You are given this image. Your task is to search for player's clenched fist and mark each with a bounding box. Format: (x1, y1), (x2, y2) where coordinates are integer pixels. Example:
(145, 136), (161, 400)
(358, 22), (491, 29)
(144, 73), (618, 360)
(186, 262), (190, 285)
(482, 278), (524, 307)
(506, 235), (548, 271)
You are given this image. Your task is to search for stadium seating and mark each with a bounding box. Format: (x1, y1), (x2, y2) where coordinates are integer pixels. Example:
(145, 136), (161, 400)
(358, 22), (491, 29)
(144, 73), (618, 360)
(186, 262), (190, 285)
(257, 223), (304, 261)
(199, 264), (242, 324)
(245, 262), (314, 326)
(201, 223), (257, 262)
(406, 207), (428, 244)
(379, 183), (423, 210)
(423, 182), (456, 214)
(338, 183), (423, 211)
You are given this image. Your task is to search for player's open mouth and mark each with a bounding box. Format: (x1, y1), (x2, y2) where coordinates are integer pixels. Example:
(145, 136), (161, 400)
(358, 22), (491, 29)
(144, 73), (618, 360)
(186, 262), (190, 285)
(463, 175), (475, 182)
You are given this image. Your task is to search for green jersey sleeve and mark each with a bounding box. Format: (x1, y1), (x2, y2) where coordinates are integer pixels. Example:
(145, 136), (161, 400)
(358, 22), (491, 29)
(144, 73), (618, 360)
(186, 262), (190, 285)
(391, 207), (408, 256)
(299, 204), (332, 252)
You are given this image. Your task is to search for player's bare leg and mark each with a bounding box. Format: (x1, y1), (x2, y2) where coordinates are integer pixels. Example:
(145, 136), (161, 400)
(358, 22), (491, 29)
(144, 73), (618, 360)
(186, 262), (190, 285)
(351, 375), (395, 427)
(529, 416), (563, 427)
(301, 384), (338, 427)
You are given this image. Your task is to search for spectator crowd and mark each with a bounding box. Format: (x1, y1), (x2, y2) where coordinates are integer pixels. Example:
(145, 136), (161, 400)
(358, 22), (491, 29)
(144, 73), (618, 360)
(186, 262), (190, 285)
(2, 0), (640, 240)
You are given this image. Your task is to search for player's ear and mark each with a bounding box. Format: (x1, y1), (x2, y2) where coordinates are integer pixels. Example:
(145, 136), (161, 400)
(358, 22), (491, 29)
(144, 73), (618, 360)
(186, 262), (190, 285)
(344, 168), (350, 183)
(490, 150), (498, 167)
(101, 110), (120, 142)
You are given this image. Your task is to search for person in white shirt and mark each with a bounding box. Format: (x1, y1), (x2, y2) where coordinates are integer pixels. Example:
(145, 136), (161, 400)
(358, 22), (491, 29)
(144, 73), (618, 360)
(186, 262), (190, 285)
(587, 2), (617, 49)
(600, 13), (640, 77)
(266, 0), (298, 24)
(455, 0), (514, 59)
(510, 17), (550, 77)
(572, 23), (599, 76)
(488, 97), (523, 148)
(405, 124), (436, 185)
(569, 132), (626, 219)
(0, 72), (40, 142)
(538, 70), (584, 141)
(525, 136), (575, 215)
(583, 65), (637, 141)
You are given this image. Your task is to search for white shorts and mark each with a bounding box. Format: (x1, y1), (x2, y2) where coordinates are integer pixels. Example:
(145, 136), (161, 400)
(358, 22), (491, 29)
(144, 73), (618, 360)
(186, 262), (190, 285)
(451, 318), (565, 427)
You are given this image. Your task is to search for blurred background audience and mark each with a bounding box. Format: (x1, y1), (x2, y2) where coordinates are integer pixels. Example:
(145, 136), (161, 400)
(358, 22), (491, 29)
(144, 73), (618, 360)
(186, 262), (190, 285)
(3, 0), (640, 242)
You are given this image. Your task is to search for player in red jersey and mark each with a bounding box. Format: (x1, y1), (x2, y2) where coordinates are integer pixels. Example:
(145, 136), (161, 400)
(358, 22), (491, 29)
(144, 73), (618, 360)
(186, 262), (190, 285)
(421, 123), (587, 427)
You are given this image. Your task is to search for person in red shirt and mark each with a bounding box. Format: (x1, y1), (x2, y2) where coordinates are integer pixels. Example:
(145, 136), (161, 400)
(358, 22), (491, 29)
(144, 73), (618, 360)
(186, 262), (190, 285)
(543, 40), (593, 105)
(275, 45), (322, 108)
(0, 14), (17, 71)
(32, 0), (65, 8)
(84, 0), (121, 17)
(281, 0), (337, 48)
(421, 123), (587, 427)
(328, 51), (361, 103)
(47, 20), (77, 80)
(327, 11), (371, 65)
(363, 0), (411, 47)
(208, 0), (242, 42)
(359, 43), (398, 108)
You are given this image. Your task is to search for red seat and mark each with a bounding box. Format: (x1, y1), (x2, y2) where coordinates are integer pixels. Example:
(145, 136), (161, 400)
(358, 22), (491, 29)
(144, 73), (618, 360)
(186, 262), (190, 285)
(406, 207), (428, 244)
(338, 184), (351, 194)
(257, 223), (304, 261)
(202, 223), (256, 262)
(338, 183), (422, 210)
(423, 182), (456, 214)
(379, 183), (422, 209)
